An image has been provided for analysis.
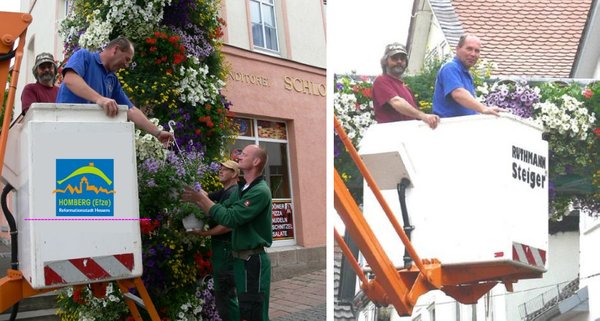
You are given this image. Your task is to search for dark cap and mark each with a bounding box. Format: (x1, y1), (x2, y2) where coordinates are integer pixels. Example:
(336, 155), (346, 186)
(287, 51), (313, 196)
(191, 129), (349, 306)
(33, 52), (56, 70)
(32, 52), (57, 80)
(384, 43), (408, 58)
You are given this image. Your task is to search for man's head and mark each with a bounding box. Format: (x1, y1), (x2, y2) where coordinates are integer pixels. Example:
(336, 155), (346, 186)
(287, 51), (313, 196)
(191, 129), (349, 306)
(32, 52), (57, 86)
(380, 42), (408, 77)
(219, 160), (240, 185)
(102, 37), (134, 72)
(456, 34), (481, 68)
(238, 144), (268, 174)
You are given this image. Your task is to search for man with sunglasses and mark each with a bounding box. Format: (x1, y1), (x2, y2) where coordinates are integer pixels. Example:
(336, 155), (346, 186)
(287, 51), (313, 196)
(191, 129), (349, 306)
(372, 42), (439, 129)
(21, 52), (59, 115)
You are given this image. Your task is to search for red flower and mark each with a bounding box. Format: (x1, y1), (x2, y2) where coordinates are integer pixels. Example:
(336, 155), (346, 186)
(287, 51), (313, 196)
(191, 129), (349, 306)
(140, 219), (159, 235)
(149, 46), (157, 52)
(73, 288), (84, 304)
(583, 88), (593, 99)
(361, 87), (372, 98)
(594, 127), (600, 137)
(168, 35), (179, 43)
(173, 53), (186, 65)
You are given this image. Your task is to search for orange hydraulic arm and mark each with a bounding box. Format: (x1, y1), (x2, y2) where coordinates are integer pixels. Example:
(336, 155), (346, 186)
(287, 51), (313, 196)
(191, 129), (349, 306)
(334, 115), (541, 316)
(0, 11), (32, 178)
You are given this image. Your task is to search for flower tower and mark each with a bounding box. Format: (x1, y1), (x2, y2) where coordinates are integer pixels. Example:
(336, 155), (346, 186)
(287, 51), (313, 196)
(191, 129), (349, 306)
(56, 1), (231, 320)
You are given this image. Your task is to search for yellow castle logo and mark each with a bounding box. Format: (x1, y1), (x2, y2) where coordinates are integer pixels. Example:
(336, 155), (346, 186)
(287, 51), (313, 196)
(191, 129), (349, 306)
(53, 163), (116, 195)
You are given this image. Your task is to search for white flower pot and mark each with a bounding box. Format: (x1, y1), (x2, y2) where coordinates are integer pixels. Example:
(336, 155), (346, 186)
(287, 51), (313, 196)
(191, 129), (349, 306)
(182, 214), (204, 231)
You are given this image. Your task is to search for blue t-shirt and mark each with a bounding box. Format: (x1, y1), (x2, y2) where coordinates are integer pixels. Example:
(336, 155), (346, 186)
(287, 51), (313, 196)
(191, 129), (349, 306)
(56, 49), (133, 108)
(432, 57), (477, 117)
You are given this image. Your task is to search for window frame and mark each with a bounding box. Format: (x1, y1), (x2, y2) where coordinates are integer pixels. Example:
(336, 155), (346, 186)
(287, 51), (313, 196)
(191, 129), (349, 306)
(230, 117), (295, 247)
(249, 0), (280, 53)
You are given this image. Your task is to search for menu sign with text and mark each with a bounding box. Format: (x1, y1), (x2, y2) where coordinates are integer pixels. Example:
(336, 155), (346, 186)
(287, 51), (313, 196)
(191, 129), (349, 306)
(272, 200), (294, 241)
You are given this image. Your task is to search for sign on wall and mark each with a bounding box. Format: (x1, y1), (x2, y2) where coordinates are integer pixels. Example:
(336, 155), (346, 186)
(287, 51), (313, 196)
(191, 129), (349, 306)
(272, 200), (294, 241)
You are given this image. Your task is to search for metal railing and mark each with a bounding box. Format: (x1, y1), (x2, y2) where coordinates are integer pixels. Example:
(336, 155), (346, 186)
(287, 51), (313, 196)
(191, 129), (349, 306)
(518, 278), (579, 320)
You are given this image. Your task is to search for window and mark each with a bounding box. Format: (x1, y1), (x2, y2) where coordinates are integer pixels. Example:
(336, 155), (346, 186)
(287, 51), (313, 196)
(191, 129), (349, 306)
(228, 117), (294, 245)
(250, 0), (279, 52)
(428, 304), (435, 321)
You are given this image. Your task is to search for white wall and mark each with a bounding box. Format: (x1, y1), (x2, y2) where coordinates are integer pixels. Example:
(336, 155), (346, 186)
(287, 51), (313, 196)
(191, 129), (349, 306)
(15, 0), (66, 116)
(580, 213), (600, 320)
(504, 230), (580, 321)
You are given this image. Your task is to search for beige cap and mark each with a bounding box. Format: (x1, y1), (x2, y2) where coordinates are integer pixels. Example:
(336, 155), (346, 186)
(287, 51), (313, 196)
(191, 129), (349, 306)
(221, 160), (240, 176)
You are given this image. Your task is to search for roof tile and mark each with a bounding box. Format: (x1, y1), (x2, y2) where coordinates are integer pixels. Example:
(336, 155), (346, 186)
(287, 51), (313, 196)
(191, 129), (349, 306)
(447, 0), (592, 77)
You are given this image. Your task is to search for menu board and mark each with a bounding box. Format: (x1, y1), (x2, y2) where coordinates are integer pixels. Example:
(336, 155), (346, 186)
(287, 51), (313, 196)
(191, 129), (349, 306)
(272, 200), (294, 240)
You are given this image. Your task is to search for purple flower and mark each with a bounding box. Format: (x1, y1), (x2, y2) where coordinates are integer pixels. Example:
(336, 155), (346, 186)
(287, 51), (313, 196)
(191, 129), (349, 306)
(142, 159), (160, 174)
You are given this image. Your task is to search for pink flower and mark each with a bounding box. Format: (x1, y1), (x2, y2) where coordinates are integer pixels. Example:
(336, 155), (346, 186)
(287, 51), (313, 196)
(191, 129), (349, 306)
(583, 88), (593, 99)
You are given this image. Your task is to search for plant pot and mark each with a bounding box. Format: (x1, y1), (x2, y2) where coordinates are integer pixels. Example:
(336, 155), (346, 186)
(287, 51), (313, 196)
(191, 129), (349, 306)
(182, 214), (204, 231)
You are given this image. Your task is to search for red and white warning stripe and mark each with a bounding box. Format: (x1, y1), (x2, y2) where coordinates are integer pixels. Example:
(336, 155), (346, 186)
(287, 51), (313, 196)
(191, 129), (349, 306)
(44, 253), (134, 286)
(512, 242), (546, 268)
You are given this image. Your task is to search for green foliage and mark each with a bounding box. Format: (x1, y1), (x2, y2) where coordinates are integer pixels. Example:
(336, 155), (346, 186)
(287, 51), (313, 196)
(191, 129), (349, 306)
(403, 54), (449, 113)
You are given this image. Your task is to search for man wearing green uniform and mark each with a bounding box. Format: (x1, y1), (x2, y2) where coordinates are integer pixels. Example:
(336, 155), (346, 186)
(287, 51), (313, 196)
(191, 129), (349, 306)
(183, 144), (272, 321)
(191, 160), (241, 320)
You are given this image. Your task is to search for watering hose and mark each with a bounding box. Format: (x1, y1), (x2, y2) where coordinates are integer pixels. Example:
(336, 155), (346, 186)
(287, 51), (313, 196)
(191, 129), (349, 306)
(1, 183), (20, 320)
(397, 178), (414, 269)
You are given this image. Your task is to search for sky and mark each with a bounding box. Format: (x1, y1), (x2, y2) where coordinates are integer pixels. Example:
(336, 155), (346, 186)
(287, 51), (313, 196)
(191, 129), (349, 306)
(328, 0), (414, 76)
(0, 0), (20, 12)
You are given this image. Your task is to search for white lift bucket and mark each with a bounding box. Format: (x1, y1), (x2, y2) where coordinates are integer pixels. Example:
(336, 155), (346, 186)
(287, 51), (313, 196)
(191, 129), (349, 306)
(359, 114), (548, 272)
(2, 103), (142, 289)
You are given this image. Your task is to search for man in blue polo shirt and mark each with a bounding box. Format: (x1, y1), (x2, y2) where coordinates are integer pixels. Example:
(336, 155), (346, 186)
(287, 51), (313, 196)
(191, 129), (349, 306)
(432, 34), (503, 118)
(57, 37), (173, 145)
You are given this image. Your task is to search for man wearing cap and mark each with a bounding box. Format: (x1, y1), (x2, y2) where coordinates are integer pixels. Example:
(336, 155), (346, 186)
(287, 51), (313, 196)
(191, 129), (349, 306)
(191, 160), (240, 320)
(21, 52), (59, 114)
(182, 144), (272, 321)
(56, 37), (172, 146)
(372, 42), (439, 128)
(432, 34), (503, 117)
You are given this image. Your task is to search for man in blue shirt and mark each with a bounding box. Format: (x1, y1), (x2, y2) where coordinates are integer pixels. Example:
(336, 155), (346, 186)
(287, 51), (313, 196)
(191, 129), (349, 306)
(432, 34), (503, 118)
(57, 37), (172, 144)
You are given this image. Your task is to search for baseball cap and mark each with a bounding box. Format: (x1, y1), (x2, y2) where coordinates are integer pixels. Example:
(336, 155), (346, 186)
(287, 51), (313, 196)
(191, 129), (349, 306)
(32, 52), (57, 80)
(221, 160), (240, 176)
(33, 52), (56, 70)
(384, 43), (408, 58)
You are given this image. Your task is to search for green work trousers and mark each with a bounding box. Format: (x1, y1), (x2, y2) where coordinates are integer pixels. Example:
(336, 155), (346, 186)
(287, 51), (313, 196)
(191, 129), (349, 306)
(233, 252), (271, 321)
(212, 239), (240, 321)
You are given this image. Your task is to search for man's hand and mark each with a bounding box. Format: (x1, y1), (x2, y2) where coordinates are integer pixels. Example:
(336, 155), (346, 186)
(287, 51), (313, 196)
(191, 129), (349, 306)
(481, 106), (506, 116)
(189, 228), (210, 236)
(420, 113), (440, 129)
(96, 97), (119, 117)
(181, 185), (207, 204)
(156, 130), (175, 147)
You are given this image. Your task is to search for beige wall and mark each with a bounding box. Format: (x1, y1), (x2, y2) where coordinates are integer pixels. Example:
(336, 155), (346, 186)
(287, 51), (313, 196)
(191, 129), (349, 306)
(222, 45), (326, 248)
(284, 0), (326, 68)
(223, 0), (251, 49)
(222, 0), (326, 68)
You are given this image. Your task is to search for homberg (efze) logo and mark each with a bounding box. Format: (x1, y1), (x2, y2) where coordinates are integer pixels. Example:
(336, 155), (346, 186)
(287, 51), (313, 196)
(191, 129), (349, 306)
(53, 159), (115, 216)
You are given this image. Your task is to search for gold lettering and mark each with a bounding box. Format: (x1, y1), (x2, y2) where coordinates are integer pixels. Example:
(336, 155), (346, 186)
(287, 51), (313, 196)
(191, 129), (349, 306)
(229, 71), (270, 87)
(318, 83), (326, 96)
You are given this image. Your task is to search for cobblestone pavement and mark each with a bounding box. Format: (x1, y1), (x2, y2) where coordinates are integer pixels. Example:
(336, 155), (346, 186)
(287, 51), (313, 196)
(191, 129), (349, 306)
(269, 269), (327, 321)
